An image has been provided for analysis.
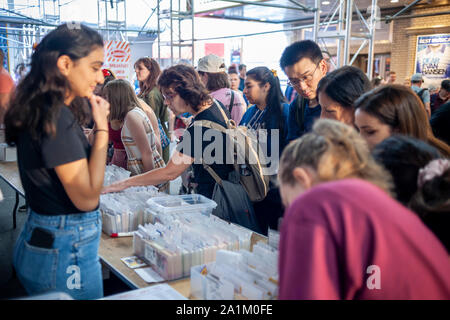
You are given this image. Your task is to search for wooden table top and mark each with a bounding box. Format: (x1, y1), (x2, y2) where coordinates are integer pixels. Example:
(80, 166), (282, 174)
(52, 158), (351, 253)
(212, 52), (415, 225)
(0, 161), (23, 195)
(99, 231), (268, 299)
(0, 161), (269, 299)
(99, 233), (192, 298)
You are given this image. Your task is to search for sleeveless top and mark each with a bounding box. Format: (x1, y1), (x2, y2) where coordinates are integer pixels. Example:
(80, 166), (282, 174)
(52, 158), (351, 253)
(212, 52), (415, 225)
(121, 107), (165, 176)
(108, 122), (125, 150)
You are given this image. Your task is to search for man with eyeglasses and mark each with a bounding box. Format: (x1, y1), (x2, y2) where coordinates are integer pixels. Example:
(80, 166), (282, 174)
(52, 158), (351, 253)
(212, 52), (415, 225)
(280, 40), (328, 142)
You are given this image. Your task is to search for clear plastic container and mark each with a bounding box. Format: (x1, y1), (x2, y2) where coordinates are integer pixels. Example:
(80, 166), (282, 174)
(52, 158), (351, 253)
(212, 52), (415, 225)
(145, 194), (217, 216)
(190, 264), (234, 300)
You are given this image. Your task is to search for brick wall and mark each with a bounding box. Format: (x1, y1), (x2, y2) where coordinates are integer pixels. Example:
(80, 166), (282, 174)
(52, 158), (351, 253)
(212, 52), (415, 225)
(391, 4), (450, 84)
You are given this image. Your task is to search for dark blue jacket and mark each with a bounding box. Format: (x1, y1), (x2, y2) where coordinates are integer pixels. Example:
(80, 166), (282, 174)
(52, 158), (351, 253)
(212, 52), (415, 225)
(240, 103), (290, 155)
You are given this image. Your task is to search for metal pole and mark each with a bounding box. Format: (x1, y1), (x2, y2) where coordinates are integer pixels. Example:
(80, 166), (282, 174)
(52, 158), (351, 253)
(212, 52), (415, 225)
(313, 0), (320, 42)
(157, 0), (161, 64)
(191, 0), (194, 66)
(124, 0), (128, 41)
(178, 0), (181, 61)
(97, 0), (100, 32)
(216, 0), (309, 11)
(343, 0), (353, 65)
(367, 0), (377, 79)
(337, 0), (344, 68)
(105, 0), (109, 41)
(349, 39), (367, 66)
(170, 0), (173, 66)
(387, 0), (421, 22)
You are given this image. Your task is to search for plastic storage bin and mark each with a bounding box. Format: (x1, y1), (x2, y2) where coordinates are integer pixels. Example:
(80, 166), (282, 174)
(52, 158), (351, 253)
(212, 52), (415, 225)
(190, 263), (234, 300)
(144, 194), (217, 224)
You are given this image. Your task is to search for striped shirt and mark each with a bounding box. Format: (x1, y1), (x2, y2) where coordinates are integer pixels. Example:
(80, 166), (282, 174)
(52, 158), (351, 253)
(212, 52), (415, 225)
(122, 107), (167, 190)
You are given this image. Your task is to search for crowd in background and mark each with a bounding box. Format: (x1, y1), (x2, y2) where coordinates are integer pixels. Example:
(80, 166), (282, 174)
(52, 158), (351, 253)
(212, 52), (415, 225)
(0, 23), (449, 300)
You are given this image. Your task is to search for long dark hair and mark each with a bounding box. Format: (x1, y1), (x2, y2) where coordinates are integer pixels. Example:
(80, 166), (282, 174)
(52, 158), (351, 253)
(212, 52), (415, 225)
(372, 135), (441, 205)
(135, 57), (161, 97)
(317, 66), (371, 110)
(354, 85), (450, 157)
(104, 79), (140, 122)
(246, 67), (286, 134)
(5, 23), (103, 144)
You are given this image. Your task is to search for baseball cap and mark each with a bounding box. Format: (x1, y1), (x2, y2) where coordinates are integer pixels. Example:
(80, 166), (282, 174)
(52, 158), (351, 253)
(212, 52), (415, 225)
(197, 54), (226, 73)
(411, 73), (423, 82)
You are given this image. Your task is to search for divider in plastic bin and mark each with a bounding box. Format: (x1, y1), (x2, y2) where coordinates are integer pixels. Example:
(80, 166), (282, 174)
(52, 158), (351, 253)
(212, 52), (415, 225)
(146, 194), (217, 216)
(191, 264), (234, 300)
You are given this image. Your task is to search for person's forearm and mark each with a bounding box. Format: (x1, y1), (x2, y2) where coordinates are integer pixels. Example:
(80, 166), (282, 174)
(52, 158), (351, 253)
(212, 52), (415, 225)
(123, 166), (174, 188)
(88, 130), (109, 193)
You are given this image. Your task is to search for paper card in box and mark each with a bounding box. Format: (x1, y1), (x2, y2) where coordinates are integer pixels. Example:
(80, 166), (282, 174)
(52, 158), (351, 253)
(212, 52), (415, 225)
(145, 242), (158, 266)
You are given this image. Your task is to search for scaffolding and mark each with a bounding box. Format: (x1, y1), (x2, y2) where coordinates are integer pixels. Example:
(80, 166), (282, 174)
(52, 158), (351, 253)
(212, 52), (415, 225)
(97, 0), (127, 41)
(314, 0), (378, 79)
(0, 0), (447, 73)
(0, 0), (61, 72)
(156, 0), (194, 66)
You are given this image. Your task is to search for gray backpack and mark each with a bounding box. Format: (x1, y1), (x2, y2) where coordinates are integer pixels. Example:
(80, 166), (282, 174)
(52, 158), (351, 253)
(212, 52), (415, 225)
(203, 165), (262, 233)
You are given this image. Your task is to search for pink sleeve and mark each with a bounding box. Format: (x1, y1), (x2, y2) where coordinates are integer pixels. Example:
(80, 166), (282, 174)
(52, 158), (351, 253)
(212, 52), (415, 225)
(230, 91), (246, 125)
(0, 73), (14, 93)
(278, 220), (341, 300)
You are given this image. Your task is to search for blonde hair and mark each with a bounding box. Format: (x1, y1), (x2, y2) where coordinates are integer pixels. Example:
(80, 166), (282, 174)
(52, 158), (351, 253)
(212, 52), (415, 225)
(279, 119), (393, 194)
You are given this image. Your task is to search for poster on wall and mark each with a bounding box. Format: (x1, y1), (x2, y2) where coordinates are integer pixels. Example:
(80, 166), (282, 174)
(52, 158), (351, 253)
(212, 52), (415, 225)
(415, 34), (450, 87)
(104, 40), (132, 82)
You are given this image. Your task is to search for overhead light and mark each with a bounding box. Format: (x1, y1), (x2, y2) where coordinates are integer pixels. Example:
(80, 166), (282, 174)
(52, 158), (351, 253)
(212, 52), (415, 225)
(390, 0), (399, 3)
(209, 13), (214, 16)
(260, 18), (267, 21)
(322, 1), (330, 4)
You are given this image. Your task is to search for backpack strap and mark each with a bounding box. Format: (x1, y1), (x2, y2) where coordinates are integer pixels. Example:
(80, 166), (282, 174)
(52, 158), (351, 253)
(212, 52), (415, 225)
(418, 88), (427, 100)
(202, 163), (223, 186)
(229, 90), (235, 116)
(214, 98), (232, 120)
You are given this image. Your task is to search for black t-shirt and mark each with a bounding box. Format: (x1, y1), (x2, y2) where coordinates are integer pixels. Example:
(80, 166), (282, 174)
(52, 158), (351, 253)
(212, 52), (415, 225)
(176, 103), (234, 199)
(17, 106), (95, 215)
(430, 101), (450, 146)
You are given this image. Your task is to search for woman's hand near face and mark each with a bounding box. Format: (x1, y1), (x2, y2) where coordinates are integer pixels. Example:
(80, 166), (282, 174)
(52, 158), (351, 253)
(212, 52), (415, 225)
(90, 94), (110, 130)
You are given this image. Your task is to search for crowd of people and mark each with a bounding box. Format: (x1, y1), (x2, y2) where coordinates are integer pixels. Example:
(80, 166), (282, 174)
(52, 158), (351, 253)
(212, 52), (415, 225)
(1, 23), (449, 300)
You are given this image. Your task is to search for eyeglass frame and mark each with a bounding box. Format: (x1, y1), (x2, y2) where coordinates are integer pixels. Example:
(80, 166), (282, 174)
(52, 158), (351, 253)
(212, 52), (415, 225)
(162, 91), (177, 101)
(287, 61), (322, 87)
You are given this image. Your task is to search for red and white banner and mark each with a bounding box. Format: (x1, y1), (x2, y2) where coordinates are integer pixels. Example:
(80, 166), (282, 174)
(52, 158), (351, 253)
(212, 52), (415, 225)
(104, 40), (131, 81)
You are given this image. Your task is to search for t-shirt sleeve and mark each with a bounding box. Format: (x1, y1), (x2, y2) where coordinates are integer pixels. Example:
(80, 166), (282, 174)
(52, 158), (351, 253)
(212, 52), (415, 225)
(231, 92), (246, 125)
(0, 72), (14, 93)
(423, 90), (431, 103)
(41, 109), (88, 168)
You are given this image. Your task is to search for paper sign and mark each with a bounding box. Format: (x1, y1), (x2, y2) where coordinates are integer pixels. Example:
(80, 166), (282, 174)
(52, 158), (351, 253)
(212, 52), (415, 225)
(135, 267), (165, 283)
(102, 284), (187, 300)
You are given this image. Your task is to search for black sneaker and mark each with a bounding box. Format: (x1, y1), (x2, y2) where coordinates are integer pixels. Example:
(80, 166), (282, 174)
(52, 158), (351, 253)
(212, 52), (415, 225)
(18, 205), (27, 212)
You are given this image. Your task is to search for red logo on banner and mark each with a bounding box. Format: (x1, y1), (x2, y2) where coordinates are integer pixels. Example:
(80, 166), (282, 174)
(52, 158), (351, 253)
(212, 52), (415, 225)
(111, 49), (126, 59)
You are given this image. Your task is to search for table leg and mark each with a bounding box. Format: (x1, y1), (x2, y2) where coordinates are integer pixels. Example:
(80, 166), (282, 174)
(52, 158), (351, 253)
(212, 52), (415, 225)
(13, 191), (19, 229)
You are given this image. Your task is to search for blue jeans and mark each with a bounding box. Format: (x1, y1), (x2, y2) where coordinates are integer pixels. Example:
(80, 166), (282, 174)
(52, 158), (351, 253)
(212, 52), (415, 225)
(13, 209), (103, 300)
